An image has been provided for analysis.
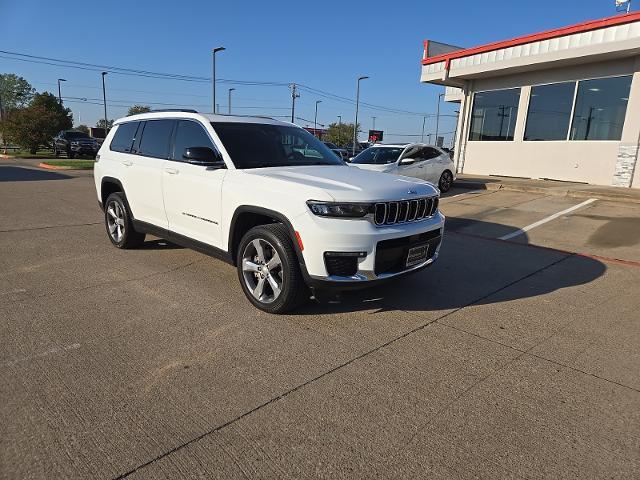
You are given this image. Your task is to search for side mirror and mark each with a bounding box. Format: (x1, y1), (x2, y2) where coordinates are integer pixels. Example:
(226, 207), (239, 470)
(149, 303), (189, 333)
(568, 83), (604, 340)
(400, 157), (415, 165)
(183, 146), (225, 167)
(347, 157), (354, 162)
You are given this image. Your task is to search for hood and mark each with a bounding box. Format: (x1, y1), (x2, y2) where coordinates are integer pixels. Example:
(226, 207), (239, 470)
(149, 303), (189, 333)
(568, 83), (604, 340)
(349, 163), (393, 173)
(244, 165), (438, 202)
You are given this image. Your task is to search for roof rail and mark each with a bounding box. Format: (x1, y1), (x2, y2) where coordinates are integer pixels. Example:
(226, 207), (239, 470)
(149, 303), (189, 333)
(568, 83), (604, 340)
(148, 108), (198, 113)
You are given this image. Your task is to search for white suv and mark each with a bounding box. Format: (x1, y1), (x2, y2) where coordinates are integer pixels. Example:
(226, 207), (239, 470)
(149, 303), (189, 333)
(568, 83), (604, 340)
(94, 111), (445, 313)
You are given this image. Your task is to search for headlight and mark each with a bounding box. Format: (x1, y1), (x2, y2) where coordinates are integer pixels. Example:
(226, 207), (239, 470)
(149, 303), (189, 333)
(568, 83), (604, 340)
(71, 141), (79, 145)
(307, 200), (373, 218)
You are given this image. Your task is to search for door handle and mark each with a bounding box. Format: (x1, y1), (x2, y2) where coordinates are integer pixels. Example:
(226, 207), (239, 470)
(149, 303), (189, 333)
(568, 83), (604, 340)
(122, 159), (133, 166)
(164, 167), (179, 175)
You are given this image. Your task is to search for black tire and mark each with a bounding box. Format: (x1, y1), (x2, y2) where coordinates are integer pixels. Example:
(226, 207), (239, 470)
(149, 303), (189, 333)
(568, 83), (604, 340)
(236, 223), (308, 314)
(438, 170), (454, 193)
(53, 146), (59, 157)
(104, 192), (145, 249)
(67, 150), (75, 159)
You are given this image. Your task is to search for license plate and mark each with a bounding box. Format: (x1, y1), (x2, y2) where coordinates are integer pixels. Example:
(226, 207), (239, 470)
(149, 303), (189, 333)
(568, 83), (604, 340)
(406, 244), (428, 267)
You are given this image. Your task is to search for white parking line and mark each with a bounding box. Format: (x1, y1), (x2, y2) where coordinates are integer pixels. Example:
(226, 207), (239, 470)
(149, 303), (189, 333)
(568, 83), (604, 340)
(442, 189), (486, 199)
(499, 198), (598, 241)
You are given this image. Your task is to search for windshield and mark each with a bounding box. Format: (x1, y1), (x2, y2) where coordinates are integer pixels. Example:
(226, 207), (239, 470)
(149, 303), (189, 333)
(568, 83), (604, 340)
(350, 147), (404, 165)
(212, 122), (344, 169)
(66, 131), (90, 139)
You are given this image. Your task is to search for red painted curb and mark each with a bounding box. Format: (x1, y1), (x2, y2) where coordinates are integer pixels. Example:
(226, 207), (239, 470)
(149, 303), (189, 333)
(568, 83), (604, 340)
(38, 162), (74, 170)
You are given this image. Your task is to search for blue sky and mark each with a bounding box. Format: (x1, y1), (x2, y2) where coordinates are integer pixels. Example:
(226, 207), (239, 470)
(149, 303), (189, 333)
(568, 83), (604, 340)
(1, 0), (635, 144)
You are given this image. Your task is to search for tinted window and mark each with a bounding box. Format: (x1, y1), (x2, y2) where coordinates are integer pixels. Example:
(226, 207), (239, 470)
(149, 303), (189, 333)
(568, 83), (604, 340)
(172, 120), (215, 161)
(524, 82), (575, 141)
(419, 147), (441, 160)
(469, 88), (520, 141)
(570, 75), (632, 141)
(110, 122), (140, 153)
(137, 120), (174, 158)
(351, 147), (404, 165)
(211, 122), (343, 169)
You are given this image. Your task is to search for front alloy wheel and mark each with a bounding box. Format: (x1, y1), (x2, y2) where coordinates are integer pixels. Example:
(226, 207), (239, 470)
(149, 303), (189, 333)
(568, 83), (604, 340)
(236, 224), (307, 313)
(241, 238), (283, 304)
(106, 201), (126, 244)
(104, 192), (145, 249)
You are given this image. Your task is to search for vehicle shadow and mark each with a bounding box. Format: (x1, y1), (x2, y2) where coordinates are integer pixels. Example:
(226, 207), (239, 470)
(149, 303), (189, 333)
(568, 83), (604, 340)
(292, 217), (606, 316)
(0, 166), (72, 182)
(138, 239), (184, 250)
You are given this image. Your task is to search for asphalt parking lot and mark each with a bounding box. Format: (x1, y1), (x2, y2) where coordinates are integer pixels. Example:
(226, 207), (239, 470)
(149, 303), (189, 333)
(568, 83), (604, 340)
(1, 161), (639, 479)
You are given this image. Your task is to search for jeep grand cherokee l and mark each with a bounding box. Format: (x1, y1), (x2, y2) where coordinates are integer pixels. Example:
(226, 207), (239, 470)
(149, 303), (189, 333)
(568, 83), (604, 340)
(94, 111), (445, 313)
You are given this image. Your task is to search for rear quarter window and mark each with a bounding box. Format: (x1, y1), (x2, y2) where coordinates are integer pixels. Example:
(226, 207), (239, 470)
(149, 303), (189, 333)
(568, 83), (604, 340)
(110, 122), (140, 153)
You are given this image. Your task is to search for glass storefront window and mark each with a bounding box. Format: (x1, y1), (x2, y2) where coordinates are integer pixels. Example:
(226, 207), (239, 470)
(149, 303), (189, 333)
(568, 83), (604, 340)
(524, 82), (575, 141)
(569, 75), (632, 141)
(468, 88), (520, 141)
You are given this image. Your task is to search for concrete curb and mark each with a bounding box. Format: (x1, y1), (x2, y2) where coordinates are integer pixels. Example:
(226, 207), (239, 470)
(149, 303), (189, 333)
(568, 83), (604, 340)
(454, 180), (640, 204)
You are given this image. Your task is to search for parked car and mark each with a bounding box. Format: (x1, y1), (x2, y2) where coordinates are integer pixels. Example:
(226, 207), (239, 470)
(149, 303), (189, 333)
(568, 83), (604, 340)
(323, 141), (349, 161)
(349, 143), (455, 192)
(94, 111), (445, 313)
(53, 130), (100, 159)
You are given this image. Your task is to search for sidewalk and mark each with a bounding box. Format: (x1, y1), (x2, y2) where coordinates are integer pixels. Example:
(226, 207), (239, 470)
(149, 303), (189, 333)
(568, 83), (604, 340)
(456, 174), (640, 204)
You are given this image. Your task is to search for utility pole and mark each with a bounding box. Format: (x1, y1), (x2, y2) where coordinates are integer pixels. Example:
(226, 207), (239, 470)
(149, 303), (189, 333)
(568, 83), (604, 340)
(353, 76), (369, 156)
(421, 115), (427, 143)
(337, 115), (342, 146)
(228, 88), (235, 115)
(372, 116), (376, 130)
(0, 89), (4, 153)
(57, 78), (66, 105)
(101, 72), (108, 133)
(314, 100), (322, 137)
(435, 92), (444, 145)
(212, 47), (226, 114)
(289, 83), (300, 123)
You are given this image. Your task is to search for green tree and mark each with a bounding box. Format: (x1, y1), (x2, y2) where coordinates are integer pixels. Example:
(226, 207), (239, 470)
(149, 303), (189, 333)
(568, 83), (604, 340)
(30, 92), (73, 132)
(74, 124), (90, 134)
(0, 73), (35, 110)
(96, 118), (114, 130)
(3, 106), (61, 154)
(325, 122), (358, 148)
(127, 105), (151, 116)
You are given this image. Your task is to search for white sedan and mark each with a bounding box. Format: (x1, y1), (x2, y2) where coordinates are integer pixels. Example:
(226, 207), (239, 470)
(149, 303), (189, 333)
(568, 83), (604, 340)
(348, 143), (456, 192)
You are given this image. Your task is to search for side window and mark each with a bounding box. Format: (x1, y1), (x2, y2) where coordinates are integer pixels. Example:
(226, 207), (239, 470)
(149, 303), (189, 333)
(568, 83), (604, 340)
(401, 146), (421, 160)
(137, 120), (175, 159)
(422, 147), (441, 160)
(172, 120), (215, 161)
(110, 122), (140, 153)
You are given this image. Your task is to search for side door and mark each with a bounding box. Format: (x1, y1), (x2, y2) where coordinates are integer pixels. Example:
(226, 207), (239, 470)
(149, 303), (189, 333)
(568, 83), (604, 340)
(123, 119), (173, 229)
(418, 147), (444, 182)
(162, 119), (226, 248)
(396, 145), (423, 179)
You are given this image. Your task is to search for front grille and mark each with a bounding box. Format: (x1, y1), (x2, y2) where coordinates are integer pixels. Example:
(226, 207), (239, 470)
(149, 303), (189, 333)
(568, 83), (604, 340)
(324, 255), (358, 277)
(374, 229), (442, 275)
(374, 196), (438, 226)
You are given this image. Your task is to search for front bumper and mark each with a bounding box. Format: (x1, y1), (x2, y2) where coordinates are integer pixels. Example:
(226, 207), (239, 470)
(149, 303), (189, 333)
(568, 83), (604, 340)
(70, 144), (99, 154)
(294, 210), (445, 289)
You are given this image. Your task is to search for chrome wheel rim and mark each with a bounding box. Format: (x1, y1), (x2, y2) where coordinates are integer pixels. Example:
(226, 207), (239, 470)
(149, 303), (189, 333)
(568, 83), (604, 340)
(106, 201), (125, 243)
(241, 238), (283, 304)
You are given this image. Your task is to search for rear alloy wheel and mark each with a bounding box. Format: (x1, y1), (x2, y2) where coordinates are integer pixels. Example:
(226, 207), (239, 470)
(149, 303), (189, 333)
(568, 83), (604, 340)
(438, 170), (453, 193)
(237, 224), (307, 313)
(104, 192), (145, 249)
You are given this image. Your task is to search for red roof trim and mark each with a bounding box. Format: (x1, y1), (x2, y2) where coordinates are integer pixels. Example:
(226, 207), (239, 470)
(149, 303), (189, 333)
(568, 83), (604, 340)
(422, 11), (640, 66)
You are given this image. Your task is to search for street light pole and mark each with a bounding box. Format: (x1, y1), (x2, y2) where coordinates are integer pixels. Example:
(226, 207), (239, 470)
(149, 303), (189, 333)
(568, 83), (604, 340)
(212, 46), (226, 114)
(101, 72), (108, 133)
(435, 92), (444, 146)
(353, 75), (369, 156)
(421, 115), (427, 143)
(372, 116), (376, 130)
(228, 88), (235, 115)
(314, 100), (322, 138)
(57, 78), (66, 105)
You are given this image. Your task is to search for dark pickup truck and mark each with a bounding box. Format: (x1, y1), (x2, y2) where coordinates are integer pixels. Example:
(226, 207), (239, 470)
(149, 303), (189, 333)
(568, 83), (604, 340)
(53, 130), (100, 159)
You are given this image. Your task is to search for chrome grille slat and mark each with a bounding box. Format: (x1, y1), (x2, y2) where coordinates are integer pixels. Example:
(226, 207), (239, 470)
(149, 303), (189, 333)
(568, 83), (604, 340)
(373, 196), (439, 226)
